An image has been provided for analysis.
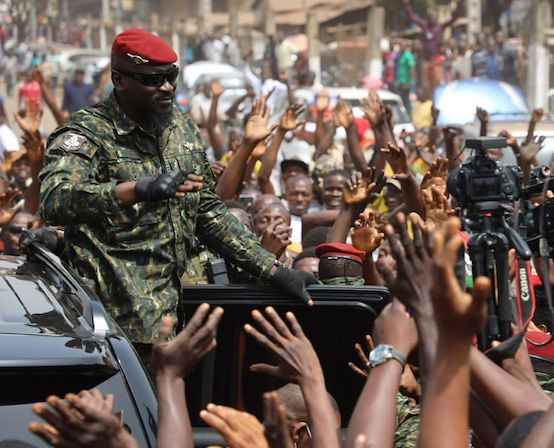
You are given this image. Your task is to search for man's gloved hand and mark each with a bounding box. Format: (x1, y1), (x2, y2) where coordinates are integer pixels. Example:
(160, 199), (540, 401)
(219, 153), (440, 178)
(268, 265), (319, 306)
(135, 170), (189, 202)
(20, 227), (62, 253)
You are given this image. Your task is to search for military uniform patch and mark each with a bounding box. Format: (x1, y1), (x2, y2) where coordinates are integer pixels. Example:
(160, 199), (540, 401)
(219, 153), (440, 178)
(60, 132), (87, 151)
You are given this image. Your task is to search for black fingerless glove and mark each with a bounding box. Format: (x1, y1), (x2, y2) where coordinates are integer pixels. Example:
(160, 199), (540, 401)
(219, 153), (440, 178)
(20, 227), (62, 254)
(269, 265), (319, 305)
(135, 170), (188, 202)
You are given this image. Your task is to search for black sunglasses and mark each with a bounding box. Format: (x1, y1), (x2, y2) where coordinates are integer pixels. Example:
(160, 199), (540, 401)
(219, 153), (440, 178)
(115, 65), (179, 87)
(6, 226), (26, 235)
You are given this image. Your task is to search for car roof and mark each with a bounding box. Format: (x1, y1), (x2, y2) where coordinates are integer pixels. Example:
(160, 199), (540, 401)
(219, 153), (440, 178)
(183, 61), (240, 88)
(0, 245), (116, 368)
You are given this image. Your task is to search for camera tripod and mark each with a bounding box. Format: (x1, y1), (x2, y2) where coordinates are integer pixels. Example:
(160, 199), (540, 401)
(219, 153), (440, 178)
(465, 202), (532, 351)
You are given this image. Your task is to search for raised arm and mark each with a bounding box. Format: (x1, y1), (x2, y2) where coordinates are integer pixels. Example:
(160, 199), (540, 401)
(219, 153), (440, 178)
(34, 68), (68, 126)
(215, 96), (277, 200)
(346, 300), (417, 448)
(207, 79), (226, 160)
(402, 0), (427, 28)
(245, 308), (341, 448)
(440, 0), (463, 28)
(351, 209), (385, 286)
(153, 304), (224, 448)
(334, 100), (367, 173)
(258, 102), (305, 193)
(476, 106), (489, 137)
(328, 168), (384, 243)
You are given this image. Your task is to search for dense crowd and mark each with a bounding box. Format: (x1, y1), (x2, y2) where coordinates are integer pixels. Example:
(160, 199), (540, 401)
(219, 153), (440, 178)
(0, 14), (551, 448)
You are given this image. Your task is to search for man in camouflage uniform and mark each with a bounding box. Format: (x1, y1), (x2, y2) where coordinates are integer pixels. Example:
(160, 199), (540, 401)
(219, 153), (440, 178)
(39, 29), (316, 346)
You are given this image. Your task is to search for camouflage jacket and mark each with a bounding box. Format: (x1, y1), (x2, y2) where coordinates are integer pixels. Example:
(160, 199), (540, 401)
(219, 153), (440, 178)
(394, 392), (420, 448)
(39, 93), (275, 343)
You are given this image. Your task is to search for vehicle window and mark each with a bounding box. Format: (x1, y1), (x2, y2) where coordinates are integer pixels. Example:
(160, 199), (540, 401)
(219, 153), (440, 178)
(0, 371), (150, 447)
(383, 100), (410, 124)
(184, 303), (379, 428)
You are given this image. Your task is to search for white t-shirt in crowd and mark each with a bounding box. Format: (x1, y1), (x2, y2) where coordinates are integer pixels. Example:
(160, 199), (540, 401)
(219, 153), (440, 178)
(0, 124), (20, 161)
(290, 214), (303, 245)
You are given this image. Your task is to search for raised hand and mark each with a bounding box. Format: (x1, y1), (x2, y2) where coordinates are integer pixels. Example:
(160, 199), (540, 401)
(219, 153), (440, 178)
(280, 102), (306, 131)
(380, 142), (409, 176)
(151, 303), (224, 378)
(14, 99), (43, 137)
(343, 167), (385, 206)
(0, 188), (22, 226)
(348, 332), (421, 400)
(29, 390), (139, 448)
(316, 90), (330, 112)
(352, 209), (384, 254)
(532, 107), (544, 124)
(422, 186), (451, 225)
(520, 136), (544, 163)
(431, 218), (491, 338)
(263, 392), (294, 448)
(260, 218), (292, 258)
(348, 334), (374, 377)
(245, 97), (279, 144)
(22, 131), (45, 163)
(210, 78), (224, 97)
(431, 104), (440, 124)
(476, 106), (489, 123)
(201, 404), (269, 448)
(373, 299), (418, 360)
(384, 213), (434, 315)
(498, 130), (518, 148)
(420, 157), (448, 193)
(333, 100), (354, 128)
(361, 90), (385, 128)
(244, 307), (324, 385)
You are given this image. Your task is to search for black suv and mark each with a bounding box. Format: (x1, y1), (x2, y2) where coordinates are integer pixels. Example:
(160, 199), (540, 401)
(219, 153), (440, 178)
(0, 243), (390, 447)
(0, 244), (157, 447)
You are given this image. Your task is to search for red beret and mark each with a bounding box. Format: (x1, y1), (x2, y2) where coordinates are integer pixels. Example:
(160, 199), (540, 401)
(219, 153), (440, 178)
(112, 29), (177, 65)
(315, 243), (365, 263)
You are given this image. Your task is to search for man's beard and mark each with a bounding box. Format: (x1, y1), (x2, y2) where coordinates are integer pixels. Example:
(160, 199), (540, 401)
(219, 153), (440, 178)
(151, 111), (172, 134)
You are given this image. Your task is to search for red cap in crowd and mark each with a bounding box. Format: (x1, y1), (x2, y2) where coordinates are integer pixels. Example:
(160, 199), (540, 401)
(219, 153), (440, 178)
(315, 243), (366, 263)
(526, 331), (554, 362)
(112, 28), (177, 65)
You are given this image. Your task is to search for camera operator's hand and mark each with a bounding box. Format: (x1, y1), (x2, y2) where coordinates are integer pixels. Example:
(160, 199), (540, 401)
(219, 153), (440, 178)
(20, 227), (62, 253)
(268, 265), (318, 306)
(135, 171), (203, 202)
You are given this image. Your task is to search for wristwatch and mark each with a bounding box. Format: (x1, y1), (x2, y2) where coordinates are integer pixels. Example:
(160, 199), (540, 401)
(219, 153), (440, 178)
(367, 344), (407, 369)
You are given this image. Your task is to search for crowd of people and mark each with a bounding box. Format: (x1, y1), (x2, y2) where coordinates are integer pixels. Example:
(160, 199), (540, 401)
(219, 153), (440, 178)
(0, 20), (552, 448)
(384, 0), (523, 114)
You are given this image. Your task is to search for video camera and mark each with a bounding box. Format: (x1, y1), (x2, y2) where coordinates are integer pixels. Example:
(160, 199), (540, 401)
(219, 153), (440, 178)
(447, 137), (521, 214)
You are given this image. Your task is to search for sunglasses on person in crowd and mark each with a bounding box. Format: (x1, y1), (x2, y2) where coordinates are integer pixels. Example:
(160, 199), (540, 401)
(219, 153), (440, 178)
(6, 226), (28, 235)
(114, 65), (179, 87)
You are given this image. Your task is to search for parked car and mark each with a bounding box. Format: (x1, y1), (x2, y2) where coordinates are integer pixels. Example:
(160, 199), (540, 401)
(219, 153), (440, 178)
(57, 49), (110, 84)
(294, 87), (415, 139)
(435, 79), (554, 166)
(0, 243), (157, 447)
(181, 283), (390, 446)
(177, 61), (249, 115)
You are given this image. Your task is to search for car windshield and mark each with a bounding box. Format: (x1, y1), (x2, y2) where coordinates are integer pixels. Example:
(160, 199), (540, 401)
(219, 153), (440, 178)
(0, 370), (150, 447)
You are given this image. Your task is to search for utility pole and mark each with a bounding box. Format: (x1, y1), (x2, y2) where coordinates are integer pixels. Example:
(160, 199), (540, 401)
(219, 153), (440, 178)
(467, 0), (481, 46)
(30, 0), (37, 42)
(100, 0), (111, 50)
(198, 0), (213, 35)
(527, 1), (551, 108)
(365, 5), (384, 81)
(307, 11), (321, 87)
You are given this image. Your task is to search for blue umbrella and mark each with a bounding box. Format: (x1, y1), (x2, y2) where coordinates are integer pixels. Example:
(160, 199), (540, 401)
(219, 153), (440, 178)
(433, 79), (530, 125)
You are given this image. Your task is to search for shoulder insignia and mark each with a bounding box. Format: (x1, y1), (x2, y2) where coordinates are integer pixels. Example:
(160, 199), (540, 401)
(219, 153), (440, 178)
(60, 132), (87, 152)
(126, 53), (149, 64)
